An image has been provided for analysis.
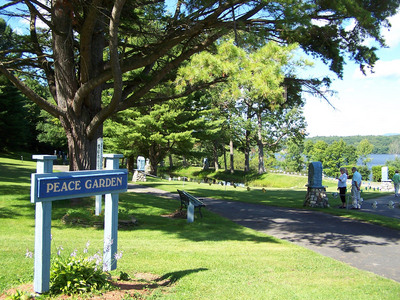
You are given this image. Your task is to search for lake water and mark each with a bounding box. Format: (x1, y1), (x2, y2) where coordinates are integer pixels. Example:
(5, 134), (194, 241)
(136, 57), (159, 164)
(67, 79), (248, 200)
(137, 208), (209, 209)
(360, 154), (399, 168)
(358, 154), (398, 181)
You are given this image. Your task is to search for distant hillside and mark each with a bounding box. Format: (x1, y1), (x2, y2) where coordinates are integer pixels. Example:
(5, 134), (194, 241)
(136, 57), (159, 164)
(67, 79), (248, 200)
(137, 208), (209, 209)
(306, 135), (400, 154)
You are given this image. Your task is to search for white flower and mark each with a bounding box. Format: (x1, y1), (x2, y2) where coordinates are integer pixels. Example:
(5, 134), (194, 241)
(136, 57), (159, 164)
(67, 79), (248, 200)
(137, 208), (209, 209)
(114, 251), (123, 261)
(70, 249), (77, 257)
(25, 249), (33, 258)
(57, 246), (64, 256)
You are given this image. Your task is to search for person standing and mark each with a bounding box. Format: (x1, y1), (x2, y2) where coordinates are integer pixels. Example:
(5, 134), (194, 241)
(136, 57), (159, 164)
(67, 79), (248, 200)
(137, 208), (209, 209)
(392, 170), (400, 197)
(337, 167), (347, 208)
(351, 167), (362, 209)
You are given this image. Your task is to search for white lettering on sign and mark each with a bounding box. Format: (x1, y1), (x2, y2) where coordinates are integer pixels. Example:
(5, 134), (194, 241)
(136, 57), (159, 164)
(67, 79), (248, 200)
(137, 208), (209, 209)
(85, 177), (123, 189)
(46, 180), (82, 193)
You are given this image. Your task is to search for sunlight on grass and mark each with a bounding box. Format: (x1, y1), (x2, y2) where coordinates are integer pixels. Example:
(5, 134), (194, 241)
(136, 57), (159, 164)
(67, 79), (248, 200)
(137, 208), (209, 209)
(1, 156), (400, 299)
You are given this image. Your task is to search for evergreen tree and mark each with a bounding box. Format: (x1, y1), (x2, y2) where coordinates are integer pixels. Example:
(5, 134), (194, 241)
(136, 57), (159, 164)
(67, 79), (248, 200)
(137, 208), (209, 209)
(104, 96), (212, 175)
(0, 76), (30, 151)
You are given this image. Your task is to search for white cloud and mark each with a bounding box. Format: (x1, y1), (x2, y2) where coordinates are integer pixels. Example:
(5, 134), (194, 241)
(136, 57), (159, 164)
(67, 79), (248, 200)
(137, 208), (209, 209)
(382, 13), (400, 48)
(353, 59), (400, 79)
(342, 13), (400, 48)
(345, 19), (356, 32)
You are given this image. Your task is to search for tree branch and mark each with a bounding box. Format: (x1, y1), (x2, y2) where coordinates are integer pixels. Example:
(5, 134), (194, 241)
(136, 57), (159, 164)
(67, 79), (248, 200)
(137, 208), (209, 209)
(86, 0), (126, 139)
(0, 63), (64, 117)
(117, 32), (222, 111)
(24, 0), (52, 28)
(25, 0), (57, 100)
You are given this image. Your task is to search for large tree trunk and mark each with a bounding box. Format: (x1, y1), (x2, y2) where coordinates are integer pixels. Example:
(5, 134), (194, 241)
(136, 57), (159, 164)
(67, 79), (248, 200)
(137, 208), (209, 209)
(61, 118), (100, 171)
(223, 145), (227, 171)
(148, 144), (160, 176)
(150, 161), (158, 176)
(244, 129), (250, 172)
(126, 155), (134, 172)
(53, 1), (105, 171)
(257, 139), (265, 174)
(257, 111), (265, 174)
(168, 140), (173, 168)
(230, 138), (235, 174)
(244, 103), (252, 172)
(212, 141), (219, 171)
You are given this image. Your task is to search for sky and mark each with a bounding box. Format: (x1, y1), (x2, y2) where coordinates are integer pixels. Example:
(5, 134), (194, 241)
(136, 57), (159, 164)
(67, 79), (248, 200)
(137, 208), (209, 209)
(303, 13), (400, 137)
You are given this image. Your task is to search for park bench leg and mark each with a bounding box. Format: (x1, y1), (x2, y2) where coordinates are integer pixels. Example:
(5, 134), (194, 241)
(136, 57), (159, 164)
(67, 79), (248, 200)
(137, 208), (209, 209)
(198, 207), (203, 218)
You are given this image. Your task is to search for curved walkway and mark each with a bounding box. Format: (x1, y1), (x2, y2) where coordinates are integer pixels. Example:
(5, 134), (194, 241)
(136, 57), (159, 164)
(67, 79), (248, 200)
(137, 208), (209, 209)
(128, 184), (400, 283)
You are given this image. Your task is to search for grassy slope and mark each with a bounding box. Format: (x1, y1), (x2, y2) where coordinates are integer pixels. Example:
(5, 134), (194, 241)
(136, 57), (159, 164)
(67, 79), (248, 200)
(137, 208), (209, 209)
(1, 156), (400, 299)
(154, 167), (400, 230)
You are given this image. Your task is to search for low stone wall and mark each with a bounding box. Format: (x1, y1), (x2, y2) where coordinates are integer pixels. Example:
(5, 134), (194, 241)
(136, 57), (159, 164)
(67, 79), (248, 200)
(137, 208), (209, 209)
(132, 170), (146, 182)
(380, 181), (393, 192)
(304, 186), (329, 208)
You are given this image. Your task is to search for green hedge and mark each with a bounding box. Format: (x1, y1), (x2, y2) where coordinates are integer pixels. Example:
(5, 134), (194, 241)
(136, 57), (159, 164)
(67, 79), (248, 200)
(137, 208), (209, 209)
(371, 165), (396, 182)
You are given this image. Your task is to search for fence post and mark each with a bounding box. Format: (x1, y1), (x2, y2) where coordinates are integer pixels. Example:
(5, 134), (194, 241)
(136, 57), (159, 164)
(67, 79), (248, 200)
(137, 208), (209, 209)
(32, 155), (57, 293)
(103, 154), (123, 271)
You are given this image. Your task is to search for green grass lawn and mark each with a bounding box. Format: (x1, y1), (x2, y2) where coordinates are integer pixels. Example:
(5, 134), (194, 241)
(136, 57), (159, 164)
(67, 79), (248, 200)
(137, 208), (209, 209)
(139, 176), (400, 230)
(1, 156), (400, 299)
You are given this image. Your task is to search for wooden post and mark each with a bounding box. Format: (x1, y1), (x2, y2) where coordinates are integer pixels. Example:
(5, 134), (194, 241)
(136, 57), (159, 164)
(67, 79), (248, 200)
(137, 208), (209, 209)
(32, 155), (57, 293)
(103, 154), (123, 271)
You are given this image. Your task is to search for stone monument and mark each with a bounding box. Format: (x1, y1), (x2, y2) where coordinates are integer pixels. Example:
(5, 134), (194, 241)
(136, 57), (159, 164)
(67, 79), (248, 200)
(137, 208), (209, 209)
(304, 161), (329, 208)
(132, 156), (147, 182)
(202, 158), (209, 170)
(145, 158), (151, 174)
(380, 166), (392, 191)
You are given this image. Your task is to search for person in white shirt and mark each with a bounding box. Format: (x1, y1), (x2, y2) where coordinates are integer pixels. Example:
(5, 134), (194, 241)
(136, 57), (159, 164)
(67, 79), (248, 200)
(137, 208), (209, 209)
(351, 167), (362, 209)
(337, 167), (347, 209)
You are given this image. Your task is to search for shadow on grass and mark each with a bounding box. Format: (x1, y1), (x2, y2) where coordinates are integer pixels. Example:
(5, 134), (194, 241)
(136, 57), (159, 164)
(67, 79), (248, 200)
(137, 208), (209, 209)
(44, 192), (279, 244)
(0, 185), (31, 197)
(0, 161), (35, 185)
(158, 268), (208, 284)
(117, 193), (279, 244)
(0, 206), (22, 218)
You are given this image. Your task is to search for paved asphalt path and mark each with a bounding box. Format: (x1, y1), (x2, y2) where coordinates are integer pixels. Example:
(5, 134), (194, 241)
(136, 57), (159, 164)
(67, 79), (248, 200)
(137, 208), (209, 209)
(130, 184), (400, 282)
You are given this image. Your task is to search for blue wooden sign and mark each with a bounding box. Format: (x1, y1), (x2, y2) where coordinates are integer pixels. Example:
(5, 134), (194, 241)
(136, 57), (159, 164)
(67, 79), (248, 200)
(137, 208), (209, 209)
(31, 170), (128, 202)
(31, 154), (127, 294)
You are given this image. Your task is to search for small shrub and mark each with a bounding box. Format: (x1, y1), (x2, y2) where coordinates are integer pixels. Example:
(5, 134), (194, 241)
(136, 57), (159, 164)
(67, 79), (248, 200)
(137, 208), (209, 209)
(24, 241), (125, 296)
(49, 253), (110, 295)
(47, 241), (123, 295)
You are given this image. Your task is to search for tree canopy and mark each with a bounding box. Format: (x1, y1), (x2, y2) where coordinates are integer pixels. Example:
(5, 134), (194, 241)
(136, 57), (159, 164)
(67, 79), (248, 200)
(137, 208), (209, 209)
(1, 0), (399, 170)
(306, 135), (400, 154)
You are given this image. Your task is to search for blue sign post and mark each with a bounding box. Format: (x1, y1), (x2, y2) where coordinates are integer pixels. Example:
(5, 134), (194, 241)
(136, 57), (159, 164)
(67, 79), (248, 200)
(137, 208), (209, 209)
(31, 154), (127, 293)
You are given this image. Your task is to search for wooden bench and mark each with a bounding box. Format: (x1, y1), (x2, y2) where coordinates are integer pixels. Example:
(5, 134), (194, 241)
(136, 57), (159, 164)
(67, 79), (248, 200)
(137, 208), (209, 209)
(177, 189), (206, 220)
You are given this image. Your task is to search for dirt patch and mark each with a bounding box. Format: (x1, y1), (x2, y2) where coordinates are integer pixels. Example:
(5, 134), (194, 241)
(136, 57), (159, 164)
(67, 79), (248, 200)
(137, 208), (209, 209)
(0, 273), (171, 300)
(160, 209), (186, 219)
